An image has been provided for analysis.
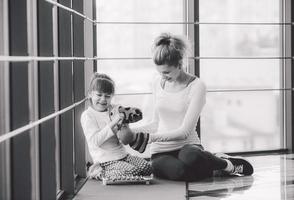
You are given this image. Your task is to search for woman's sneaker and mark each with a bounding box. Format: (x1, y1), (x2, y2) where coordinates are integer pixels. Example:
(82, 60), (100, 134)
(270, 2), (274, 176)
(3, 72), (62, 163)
(215, 153), (254, 176)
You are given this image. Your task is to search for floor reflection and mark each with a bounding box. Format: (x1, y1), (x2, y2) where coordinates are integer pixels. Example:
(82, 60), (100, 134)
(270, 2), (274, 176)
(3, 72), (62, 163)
(187, 154), (294, 200)
(188, 176), (254, 199)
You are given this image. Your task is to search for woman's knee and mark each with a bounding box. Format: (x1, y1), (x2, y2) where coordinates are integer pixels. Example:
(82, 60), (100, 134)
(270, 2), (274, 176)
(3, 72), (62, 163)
(151, 156), (186, 181)
(179, 144), (205, 166)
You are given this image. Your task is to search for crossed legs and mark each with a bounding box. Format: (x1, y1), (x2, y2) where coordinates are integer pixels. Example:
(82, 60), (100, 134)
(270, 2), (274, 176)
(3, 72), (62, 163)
(151, 144), (228, 181)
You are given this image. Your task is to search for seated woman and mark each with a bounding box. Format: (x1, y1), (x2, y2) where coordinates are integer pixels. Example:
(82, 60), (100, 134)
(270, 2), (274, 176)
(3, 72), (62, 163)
(129, 32), (254, 181)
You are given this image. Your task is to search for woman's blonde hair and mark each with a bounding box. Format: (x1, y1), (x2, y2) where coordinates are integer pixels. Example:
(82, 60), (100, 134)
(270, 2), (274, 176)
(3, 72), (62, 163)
(152, 32), (189, 68)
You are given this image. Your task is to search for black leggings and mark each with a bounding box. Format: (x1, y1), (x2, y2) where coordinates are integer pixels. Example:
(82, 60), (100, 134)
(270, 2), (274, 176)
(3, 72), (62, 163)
(151, 144), (227, 181)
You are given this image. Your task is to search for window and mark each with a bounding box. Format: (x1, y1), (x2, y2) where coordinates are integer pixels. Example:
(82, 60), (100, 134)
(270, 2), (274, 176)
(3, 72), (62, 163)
(96, 0), (287, 154)
(199, 0), (284, 152)
(96, 0), (187, 156)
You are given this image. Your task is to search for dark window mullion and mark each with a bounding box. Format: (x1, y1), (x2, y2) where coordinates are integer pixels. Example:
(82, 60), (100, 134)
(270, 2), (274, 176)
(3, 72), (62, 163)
(58, 0), (75, 196)
(72, 0), (86, 179)
(37, 0), (56, 199)
(194, 0), (201, 137)
(291, 0), (294, 152)
(93, 0), (97, 71)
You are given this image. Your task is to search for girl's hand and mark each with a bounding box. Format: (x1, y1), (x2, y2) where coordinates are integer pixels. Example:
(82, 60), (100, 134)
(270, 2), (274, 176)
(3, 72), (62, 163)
(112, 113), (124, 125)
(110, 113), (124, 133)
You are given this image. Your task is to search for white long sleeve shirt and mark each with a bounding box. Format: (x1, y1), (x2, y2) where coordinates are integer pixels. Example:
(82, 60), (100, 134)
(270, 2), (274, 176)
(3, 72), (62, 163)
(132, 76), (206, 154)
(80, 106), (127, 163)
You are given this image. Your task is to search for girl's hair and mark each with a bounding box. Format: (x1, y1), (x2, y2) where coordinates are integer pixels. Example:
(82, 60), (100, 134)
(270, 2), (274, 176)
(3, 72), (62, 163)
(152, 32), (189, 68)
(88, 73), (115, 95)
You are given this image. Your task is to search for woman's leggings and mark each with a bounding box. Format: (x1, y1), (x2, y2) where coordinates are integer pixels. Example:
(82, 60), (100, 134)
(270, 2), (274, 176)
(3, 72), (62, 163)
(151, 144), (227, 181)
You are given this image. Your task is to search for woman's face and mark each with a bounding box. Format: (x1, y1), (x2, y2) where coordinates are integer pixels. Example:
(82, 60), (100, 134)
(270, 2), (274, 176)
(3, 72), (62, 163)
(156, 64), (181, 82)
(89, 91), (113, 112)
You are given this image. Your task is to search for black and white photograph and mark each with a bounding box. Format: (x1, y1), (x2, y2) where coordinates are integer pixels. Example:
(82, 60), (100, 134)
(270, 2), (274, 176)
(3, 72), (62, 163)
(0, 0), (293, 200)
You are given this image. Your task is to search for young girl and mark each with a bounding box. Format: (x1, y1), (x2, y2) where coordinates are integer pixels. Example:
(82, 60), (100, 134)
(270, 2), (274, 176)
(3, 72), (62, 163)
(80, 73), (152, 180)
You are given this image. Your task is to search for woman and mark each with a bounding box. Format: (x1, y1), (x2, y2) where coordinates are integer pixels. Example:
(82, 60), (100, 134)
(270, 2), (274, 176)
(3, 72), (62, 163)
(129, 32), (254, 181)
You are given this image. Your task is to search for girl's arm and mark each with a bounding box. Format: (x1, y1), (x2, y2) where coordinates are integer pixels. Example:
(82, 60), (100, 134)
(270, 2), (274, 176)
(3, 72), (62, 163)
(150, 80), (206, 142)
(80, 112), (122, 147)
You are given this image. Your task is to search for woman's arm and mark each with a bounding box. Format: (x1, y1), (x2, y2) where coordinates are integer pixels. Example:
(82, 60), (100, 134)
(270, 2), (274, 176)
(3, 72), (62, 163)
(150, 80), (206, 142)
(131, 108), (159, 134)
(80, 112), (122, 147)
(131, 76), (160, 134)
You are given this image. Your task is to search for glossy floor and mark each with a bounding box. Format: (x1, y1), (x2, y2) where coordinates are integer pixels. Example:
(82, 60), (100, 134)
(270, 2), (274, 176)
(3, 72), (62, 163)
(74, 154), (294, 200)
(188, 154), (294, 200)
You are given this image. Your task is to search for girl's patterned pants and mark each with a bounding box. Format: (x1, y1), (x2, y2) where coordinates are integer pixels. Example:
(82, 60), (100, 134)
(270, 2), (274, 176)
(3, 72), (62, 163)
(100, 154), (152, 179)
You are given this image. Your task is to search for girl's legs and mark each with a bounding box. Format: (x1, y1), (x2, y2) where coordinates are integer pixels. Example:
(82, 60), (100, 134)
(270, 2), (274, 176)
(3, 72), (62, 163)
(101, 155), (152, 179)
(124, 155), (152, 176)
(101, 159), (139, 179)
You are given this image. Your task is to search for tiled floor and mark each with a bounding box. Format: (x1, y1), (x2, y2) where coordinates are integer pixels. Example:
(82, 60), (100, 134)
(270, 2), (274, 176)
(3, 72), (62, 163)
(74, 154), (294, 200)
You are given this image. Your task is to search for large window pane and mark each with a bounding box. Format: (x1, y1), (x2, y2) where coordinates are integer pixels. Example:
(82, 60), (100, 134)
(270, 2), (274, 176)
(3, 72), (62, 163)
(199, 0), (280, 22)
(200, 59), (282, 89)
(97, 24), (185, 58)
(200, 25), (281, 57)
(201, 91), (283, 152)
(97, 0), (184, 22)
(98, 59), (157, 94)
(96, 0), (186, 58)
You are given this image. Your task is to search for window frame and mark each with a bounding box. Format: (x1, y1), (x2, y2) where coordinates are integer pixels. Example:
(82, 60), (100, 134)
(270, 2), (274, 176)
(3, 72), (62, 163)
(286, 0), (294, 152)
(0, 1), (11, 199)
(27, 0), (40, 199)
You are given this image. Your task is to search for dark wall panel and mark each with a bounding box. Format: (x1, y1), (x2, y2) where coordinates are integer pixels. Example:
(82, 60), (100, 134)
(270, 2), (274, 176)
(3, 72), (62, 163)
(8, 0), (31, 199)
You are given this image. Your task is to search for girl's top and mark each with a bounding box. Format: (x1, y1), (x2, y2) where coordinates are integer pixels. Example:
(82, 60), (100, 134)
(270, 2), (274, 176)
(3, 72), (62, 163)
(81, 106), (127, 163)
(132, 75), (206, 154)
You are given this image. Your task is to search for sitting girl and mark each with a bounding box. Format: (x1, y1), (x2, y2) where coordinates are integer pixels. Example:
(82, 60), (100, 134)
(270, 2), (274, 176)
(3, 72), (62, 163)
(80, 73), (152, 180)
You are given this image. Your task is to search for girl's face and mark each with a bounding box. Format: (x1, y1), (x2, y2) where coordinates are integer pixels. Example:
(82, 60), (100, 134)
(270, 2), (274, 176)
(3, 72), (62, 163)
(89, 91), (113, 112)
(156, 64), (181, 82)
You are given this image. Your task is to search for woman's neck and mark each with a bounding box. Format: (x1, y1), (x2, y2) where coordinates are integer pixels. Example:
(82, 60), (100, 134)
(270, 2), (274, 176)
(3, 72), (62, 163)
(175, 70), (189, 84)
(163, 71), (194, 92)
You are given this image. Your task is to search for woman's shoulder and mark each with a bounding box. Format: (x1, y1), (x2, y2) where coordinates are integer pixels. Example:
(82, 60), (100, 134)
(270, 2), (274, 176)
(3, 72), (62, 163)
(189, 77), (207, 93)
(189, 75), (204, 85)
